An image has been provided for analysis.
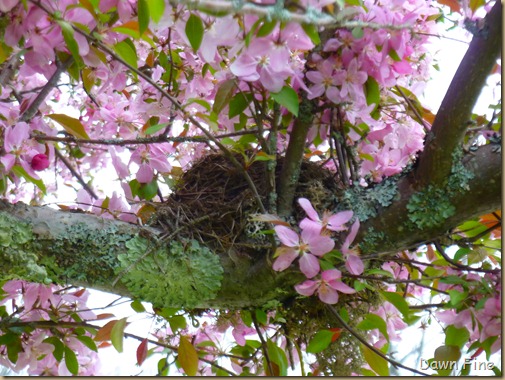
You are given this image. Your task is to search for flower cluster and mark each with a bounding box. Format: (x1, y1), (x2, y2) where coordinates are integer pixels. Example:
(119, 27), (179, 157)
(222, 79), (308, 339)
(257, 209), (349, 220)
(0, 280), (100, 375)
(272, 198), (363, 304)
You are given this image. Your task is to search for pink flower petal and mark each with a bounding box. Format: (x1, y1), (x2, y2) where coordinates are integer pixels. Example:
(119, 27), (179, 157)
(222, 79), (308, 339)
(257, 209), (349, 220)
(327, 210), (353, 231)
(274, 225), (299, 247)
(345, 254), (364, 275)
(298, 198), (320, 222)
(302, 228), (334, 256)
(318, 285), (340, 304)
(321, 269), (342, 282)
(294, 280), (318, 296)
(299, 252), (320, 278)
(341, 219), (360, 254)
(272, 248), (299, 272)
(329, 280), (356, 294)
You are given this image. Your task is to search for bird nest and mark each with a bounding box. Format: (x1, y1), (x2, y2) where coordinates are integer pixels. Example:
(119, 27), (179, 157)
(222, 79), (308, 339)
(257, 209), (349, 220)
(154, 153), (341, 259)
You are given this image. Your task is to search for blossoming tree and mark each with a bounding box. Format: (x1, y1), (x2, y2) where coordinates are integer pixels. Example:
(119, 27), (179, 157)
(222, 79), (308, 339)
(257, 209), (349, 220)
(0, 0), (501, 376)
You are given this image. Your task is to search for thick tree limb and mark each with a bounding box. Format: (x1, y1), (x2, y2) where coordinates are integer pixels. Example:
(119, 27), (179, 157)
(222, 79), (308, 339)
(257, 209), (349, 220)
(0, 143), (499, 308)
(356, 144), (501, 255)
(414, 1), (501, 189)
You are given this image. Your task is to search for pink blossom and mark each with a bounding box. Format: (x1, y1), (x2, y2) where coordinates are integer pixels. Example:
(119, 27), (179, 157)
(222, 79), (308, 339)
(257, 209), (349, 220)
(232, 323), (256, 346)
(230, 38), (293, 93)
(273, 225), (334, 278)
(298, 198), (353, 234)
(31, 154), (49, 171)
(334, 58), (368, 102)
(295, 269), (356, 304)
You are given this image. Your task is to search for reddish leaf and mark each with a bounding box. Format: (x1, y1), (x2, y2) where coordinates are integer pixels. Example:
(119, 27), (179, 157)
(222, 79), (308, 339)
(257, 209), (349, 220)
(137, 338), (149, 366)
(94, 320), (118, 341)
(95, 313), (116, 320)
(329, 328), (342, 342)
(437, 0), (461, 13)
(73, 288), (86, 297)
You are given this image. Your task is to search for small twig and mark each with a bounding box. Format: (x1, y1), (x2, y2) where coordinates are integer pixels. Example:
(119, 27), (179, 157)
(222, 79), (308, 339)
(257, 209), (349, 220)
(54, 148), (98, 200)
(20, 57), (74, 122)
(433, 240), (501, 274)
(394, 85), (430, 131)
(325, 305), (429, 376)
(343, 273), (450, 295)
(409, 303), (447, 310)
(31, 129), (261, 146)
(251, 313), (275, 376)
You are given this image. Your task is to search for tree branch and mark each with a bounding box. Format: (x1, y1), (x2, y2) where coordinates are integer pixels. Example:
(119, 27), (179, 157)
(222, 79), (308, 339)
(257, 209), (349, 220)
(356, 144), (501, 255)
(19, 57), (74, 122)
(414, 1), (501, 189)
(277, 99), (314, 216)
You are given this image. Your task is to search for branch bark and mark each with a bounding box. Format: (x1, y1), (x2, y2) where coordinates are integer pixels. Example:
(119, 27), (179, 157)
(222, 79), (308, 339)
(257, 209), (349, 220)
(414, 0), (501, 189)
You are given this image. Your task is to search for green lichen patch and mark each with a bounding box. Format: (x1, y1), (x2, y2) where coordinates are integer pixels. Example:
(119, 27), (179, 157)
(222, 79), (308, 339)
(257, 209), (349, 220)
(342, 178), (399, 221)
(359, 227), (388, 254)
(46, 222), (132, 285)
(406, 149), (474, 230)
(448, 149), (474, 193)
(118, 236), (223, 308)
(0, 213), (49, 283)
(407, 186), (456, 229)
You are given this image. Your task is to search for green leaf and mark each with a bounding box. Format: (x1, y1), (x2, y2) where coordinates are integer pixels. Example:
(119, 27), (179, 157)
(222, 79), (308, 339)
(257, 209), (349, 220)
(388, 48), (401, 62)
(339, 307), (350, 323)
(138, 178), (158, 201)
(147, 0), (165, 23)
(76, 335), (98, 352)
(301, 23), (320, 45)
(212, 79), (236, 115)
(229, 92), (253, 119)
(168, 315), (187, 332)
(64, 346), (79, 375)
(255, 309), (268, 326)
(257, 19), (277, 37)
(448, 289), (468, 307)
(352, 26), (364, 39)
(271, 86), (299, 116)
(11, 165), (46, 194)
(131, 299), (146, 313)
(144, 123), (168, 135)
(185, 13), (204, 51)
(381, 292), (410, 319)
(113, 39), (138, 78)
(111, 317), (128, 353)
(57, 20), (83, 68)
(307, 330), (334, 354)
(362, 345), (389, 376)
(433, 345), (461, 375)
(357, 313), (389, 342)
(178, 335), (199, 376)
(240, 310), (253, 327)
(47, 113), (90, 139)
(138, 0), (150, 36)
(365, 77), (380, 109)
(266, 339), (288, 376)
(44, 336), (65, 361)
(445, 325), (470, 349)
